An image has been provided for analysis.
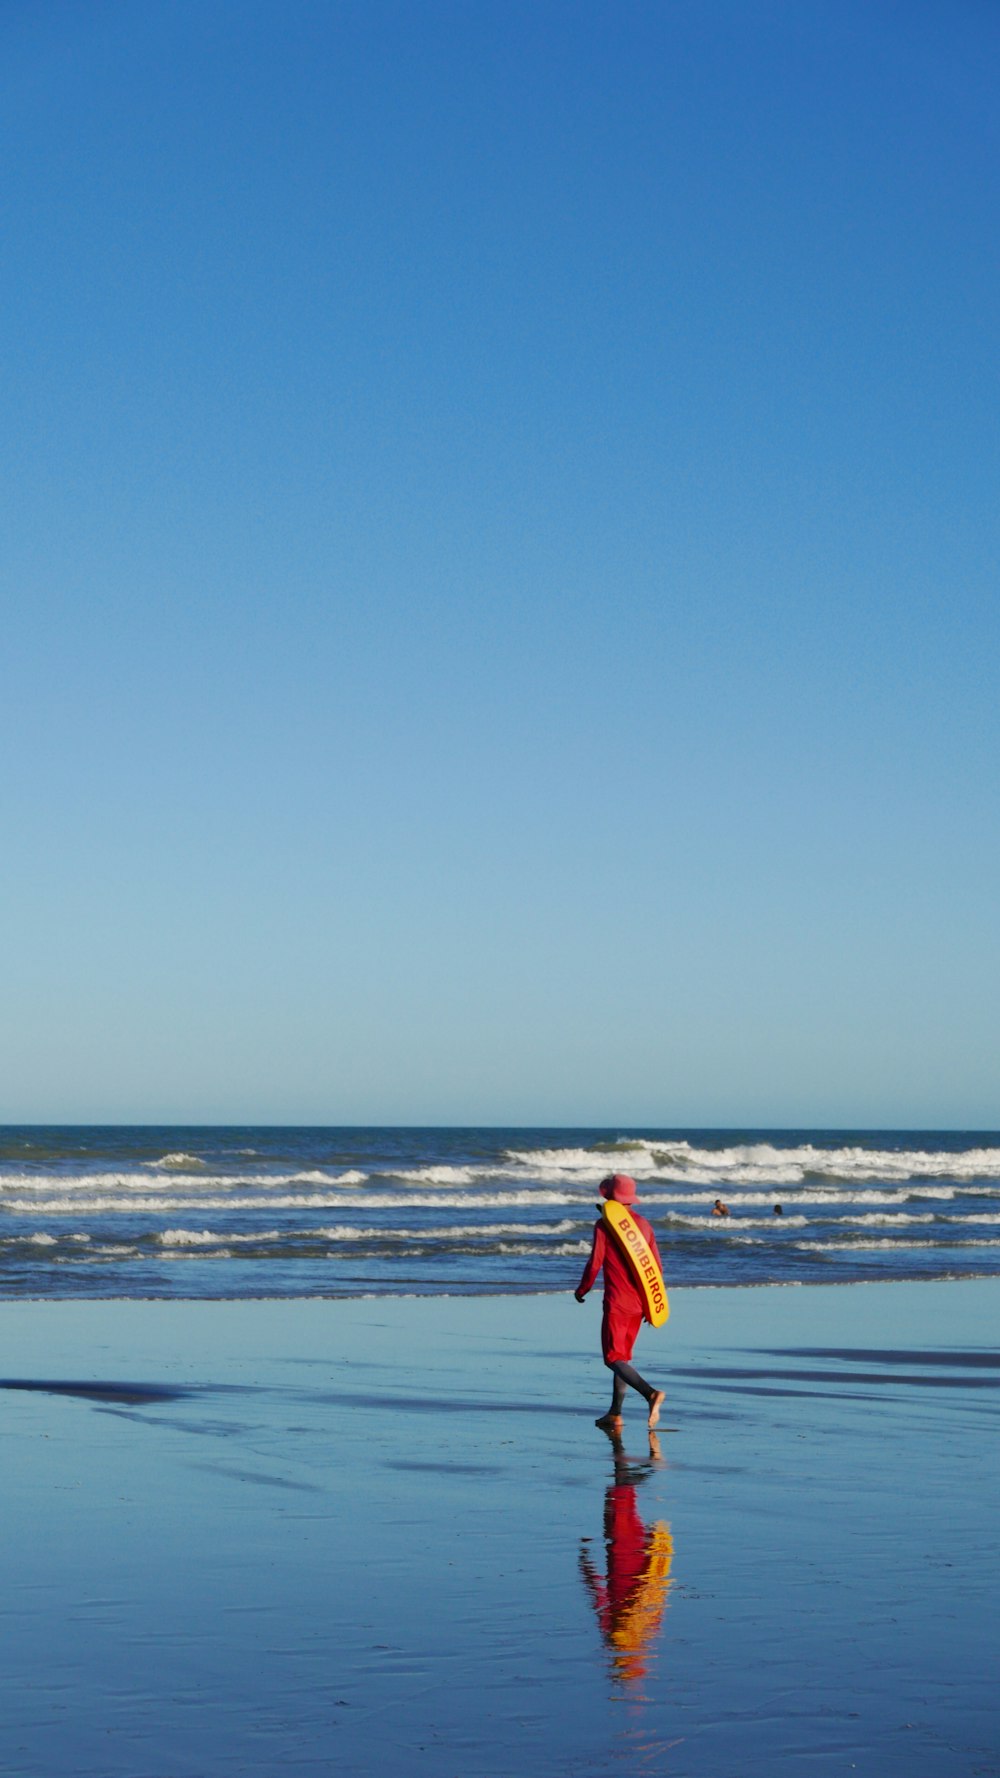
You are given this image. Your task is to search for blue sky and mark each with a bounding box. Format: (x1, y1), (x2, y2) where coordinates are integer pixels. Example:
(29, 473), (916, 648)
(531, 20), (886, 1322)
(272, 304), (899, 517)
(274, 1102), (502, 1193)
(3, 1), (998, 1125)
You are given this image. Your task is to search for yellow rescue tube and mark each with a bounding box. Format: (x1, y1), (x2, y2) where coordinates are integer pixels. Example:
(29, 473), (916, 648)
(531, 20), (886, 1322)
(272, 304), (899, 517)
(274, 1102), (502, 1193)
(603, 1200), (669, 1327)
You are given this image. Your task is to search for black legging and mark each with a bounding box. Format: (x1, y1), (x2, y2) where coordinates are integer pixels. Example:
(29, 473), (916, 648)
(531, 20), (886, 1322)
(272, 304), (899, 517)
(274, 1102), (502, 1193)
(609, 1358), (655, 1415)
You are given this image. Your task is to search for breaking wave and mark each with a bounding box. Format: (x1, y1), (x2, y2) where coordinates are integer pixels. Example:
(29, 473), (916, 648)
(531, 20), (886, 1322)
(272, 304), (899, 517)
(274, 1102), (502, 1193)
(3, 1126), (1000, 1298)
(505, 1137), (1000, 1186)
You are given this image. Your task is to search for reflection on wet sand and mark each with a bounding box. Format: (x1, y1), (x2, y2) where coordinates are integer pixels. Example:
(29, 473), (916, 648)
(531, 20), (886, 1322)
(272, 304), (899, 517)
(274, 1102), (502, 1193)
(580, 1429), (673, 1690)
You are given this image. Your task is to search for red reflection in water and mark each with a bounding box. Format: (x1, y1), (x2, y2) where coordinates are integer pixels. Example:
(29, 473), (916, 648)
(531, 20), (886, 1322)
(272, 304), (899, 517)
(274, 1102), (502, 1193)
(580, 1432), (673, 1689)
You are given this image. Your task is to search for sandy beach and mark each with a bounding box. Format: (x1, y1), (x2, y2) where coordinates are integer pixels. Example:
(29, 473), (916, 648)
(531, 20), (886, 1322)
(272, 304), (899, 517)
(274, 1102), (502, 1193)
(2, 1279), (997, 1777)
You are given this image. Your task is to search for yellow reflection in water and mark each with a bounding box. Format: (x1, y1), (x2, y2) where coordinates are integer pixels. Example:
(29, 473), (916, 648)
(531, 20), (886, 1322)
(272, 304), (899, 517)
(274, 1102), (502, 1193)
(580, 1429), (673, 1690)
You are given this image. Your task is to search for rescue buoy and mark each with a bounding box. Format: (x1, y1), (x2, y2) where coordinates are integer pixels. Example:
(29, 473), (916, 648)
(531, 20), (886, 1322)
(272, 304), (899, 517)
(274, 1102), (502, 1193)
(602, 1200), (669, 1327)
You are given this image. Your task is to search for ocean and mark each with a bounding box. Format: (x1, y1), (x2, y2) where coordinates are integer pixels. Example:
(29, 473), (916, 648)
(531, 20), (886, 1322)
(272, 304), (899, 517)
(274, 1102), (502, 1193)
(3, 1125), (1000, 1301)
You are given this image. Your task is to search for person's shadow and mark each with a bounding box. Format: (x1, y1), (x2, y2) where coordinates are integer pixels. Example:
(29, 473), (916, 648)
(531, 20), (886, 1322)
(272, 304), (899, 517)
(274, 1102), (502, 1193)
(579, 1427), (673, 1690)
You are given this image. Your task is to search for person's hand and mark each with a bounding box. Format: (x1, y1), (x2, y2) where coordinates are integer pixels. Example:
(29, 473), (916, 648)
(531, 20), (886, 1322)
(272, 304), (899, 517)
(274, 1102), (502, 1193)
(574, 1289), (586, 1303)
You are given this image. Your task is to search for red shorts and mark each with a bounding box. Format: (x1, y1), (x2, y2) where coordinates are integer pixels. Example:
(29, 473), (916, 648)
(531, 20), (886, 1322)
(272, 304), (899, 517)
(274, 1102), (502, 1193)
(601, 1298), (644, 1365)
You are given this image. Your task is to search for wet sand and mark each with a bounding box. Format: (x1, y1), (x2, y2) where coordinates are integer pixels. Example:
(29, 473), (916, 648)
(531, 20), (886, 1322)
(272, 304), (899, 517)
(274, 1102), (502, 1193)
(2, 1280), (998, 1776)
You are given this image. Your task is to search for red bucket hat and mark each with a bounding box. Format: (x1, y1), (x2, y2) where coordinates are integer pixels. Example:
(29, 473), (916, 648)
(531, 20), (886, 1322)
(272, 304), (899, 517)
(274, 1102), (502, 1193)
(599, 1173), (637, 1204)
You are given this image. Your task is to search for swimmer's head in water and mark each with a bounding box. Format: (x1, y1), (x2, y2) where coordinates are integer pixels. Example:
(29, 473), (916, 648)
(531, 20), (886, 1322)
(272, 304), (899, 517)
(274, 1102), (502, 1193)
(599, 1173), (637, 1205)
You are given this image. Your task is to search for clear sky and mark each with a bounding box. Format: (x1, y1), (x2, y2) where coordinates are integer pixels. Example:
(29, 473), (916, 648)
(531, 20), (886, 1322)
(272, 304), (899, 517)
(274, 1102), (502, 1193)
(3, 1), (998, 1126)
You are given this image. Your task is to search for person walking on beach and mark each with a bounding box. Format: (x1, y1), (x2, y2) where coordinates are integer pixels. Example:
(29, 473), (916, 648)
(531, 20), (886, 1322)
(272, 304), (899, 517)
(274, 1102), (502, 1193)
(575, 1174), (666, 1432)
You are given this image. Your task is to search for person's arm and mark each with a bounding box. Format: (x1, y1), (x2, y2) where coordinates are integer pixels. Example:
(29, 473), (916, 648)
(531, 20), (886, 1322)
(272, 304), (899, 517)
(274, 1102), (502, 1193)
(575, 1222), (606, 1300)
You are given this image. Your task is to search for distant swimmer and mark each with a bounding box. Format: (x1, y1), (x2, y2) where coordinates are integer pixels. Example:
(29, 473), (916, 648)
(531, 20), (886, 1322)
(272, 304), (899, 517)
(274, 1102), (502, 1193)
(773, 1203), (784, 1215)
(712, 1198), (730, 1217)
(575, 1175), (666, 1432)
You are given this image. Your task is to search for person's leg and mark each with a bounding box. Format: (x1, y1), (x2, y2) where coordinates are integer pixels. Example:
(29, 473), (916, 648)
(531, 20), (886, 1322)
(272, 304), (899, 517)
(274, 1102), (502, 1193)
(594, 1359), (628, 1428)
(611, 1359), (653, 1402)
(611, 1359), (666, 1428)
(599, 1306), (665, 1427)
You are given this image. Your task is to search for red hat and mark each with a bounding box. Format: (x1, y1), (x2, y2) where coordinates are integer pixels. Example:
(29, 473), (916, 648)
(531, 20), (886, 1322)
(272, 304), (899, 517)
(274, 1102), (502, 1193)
(599, 1173), (637, 1204)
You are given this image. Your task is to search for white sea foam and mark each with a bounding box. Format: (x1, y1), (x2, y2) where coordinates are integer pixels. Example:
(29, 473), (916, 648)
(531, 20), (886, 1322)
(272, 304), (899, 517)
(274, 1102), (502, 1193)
(159, 1226), (369, 1249)
(663, 1213), (809, 1229)
(1, 1189), (581, 1214)
(159, 1228), (234, 1247)
(157, 1219), (580, 1248)
(4, 1232), (93, 1245)
(506, 1146), (621, 1171)
(797, 1237), (1000, 1252)
(289, 1169), (368, 1186)
(4, 1161), (1000, 1205)
(5, 1177), (1000, 1223)
(315, 1220), (578, 1242)
(0, 1171), (205, 1192)
(846, 1212), (937, 1226)
(492, 1240), (590, 1256)
(389, 1165), (480, 1186)
(2, 1195), (305, 1214)
(161, 1246), (232, 1260)
(0, 1168), (369, 1194)
(505, 1137), (1000, 1185)
(6, 1131), (1000, 1299)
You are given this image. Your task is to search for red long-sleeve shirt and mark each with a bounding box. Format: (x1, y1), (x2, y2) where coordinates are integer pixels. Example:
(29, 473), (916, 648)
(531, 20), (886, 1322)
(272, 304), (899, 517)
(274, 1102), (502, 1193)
(577, 1212), (662, 1364)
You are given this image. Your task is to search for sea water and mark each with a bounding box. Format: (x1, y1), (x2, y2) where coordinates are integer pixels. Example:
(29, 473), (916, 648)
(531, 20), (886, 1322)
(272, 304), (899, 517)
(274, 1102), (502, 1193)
(2, 1126), (1000, 1300)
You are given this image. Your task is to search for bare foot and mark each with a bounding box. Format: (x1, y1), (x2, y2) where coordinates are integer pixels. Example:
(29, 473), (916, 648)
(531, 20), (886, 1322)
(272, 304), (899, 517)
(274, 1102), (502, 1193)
(647, 1390), (665, 1429)
(594, 1413), (623, 1431)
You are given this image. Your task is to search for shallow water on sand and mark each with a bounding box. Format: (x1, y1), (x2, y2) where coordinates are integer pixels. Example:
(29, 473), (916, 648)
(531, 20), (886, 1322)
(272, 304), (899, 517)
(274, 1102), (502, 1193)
(1, 1282), (997, 1775)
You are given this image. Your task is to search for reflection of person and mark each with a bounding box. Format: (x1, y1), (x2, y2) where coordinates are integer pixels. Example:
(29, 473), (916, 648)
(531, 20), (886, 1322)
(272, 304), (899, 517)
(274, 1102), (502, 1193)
(575, 1174), (665, 1430)
(579, 1428), (673, 1688)
(712, 1198), (730, 1217)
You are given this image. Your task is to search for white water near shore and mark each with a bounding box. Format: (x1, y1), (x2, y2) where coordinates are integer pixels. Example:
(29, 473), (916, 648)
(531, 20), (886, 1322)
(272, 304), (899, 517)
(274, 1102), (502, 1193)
(4, 1127), (1000, 1298)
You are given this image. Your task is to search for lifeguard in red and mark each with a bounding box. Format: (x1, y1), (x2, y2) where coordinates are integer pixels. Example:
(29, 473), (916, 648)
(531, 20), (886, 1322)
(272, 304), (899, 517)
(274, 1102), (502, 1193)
(575, 1173), (665, 1430)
